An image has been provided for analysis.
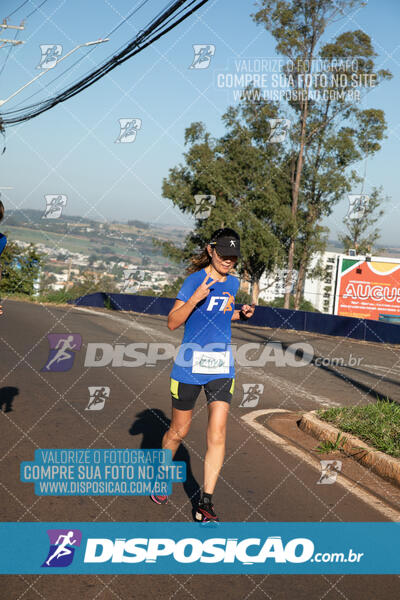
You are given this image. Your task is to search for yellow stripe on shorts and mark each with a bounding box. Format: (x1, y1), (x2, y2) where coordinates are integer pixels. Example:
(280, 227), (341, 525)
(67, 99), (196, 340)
(170, 378), (179, 400)
(229, 378), (235, 394)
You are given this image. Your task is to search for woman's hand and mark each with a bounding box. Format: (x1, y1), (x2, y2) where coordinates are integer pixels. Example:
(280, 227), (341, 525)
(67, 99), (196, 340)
(188, 272), (216, 306)
(167, 274), (216, 331)
(240, 303), (256, 319)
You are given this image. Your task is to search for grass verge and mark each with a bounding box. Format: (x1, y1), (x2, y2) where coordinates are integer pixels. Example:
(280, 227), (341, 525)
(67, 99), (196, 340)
(316, 398), (400, 458)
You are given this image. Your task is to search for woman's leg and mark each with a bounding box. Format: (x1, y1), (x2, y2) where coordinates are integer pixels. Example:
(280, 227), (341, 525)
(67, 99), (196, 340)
(151, 407), (193, 504)
(203, 400), (230, 494)
(162, 407), (193, 458)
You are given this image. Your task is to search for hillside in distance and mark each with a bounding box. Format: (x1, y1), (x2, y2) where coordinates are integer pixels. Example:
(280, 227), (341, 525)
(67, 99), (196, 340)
(2, 209), (191, 267)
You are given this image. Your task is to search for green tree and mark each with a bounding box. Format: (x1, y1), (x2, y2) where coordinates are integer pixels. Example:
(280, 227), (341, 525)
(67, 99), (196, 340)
(268, 295), (318, 312)
(160, 276), (185, 298)
(339, 187), (386, 254)
(252, 0), (392, 308)
(0, 240), (42, 295)
(158, 100), (292, 303)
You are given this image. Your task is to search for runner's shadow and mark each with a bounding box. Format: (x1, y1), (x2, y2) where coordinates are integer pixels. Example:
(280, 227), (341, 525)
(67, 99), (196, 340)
(0, 387), (19, 412)
(129, 409), (201, 507)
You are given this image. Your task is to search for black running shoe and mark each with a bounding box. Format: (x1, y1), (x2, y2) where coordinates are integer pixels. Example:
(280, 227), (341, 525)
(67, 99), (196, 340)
(195, 500), (219, 522)
(150, 493), (168, 505)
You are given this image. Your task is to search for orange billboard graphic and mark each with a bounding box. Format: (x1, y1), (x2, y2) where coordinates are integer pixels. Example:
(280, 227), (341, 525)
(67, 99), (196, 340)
(335, 257), (400, 321)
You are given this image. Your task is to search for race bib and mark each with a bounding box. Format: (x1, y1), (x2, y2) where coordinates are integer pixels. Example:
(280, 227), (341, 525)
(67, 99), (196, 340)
(192, 350), (230, 374)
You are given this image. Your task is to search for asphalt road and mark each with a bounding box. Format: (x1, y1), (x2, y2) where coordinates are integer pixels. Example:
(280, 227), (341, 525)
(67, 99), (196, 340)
(1, 298), (400, 599)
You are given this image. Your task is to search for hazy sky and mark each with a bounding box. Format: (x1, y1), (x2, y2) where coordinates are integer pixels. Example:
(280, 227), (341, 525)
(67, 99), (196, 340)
(0, 0), (399, 243)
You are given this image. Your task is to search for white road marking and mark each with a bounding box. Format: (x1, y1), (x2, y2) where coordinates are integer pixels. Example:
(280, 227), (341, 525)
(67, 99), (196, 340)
(244, 369), (340, 407)
(364, 363), (400, 376)
(72, 306), (178, 342)
(242, 409), (400, 522)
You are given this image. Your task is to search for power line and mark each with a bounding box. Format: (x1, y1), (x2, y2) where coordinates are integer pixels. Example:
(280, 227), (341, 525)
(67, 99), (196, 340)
(25, 0), (50, 20)
(5, 0), (50, 20)
(107, 0), (155, 38)
(0, 22), (24, 76)
(5, 0), (31, 20)
(12, 0), (154, 108)
(17, 0), (190, 110)
(0, 0), (210, 127)
(0, 30), (20, 77)
(0, 0), (50, 79)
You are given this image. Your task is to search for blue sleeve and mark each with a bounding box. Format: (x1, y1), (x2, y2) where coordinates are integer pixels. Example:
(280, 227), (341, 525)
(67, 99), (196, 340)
(0, 234), (7, 257)
(176, 273), (199, 302)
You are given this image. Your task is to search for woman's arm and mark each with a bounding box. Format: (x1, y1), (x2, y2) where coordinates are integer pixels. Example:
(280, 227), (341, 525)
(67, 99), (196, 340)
(167, 272), (217, 330)
(231, 309), (241, 321)
(167, 298), (197, 331)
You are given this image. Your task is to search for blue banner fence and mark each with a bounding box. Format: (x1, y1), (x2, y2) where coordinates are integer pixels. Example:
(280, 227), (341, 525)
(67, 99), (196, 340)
(69, 292), (400, 345)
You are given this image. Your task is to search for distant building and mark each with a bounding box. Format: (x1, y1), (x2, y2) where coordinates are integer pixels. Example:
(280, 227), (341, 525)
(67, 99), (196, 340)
(257, 269), (298, 303)
(303, 251), (338, 313)
(240, 256), (336, 310)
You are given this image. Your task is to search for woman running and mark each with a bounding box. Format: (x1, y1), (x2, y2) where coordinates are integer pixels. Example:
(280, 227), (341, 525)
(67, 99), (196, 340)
(150, 228), (255, 521)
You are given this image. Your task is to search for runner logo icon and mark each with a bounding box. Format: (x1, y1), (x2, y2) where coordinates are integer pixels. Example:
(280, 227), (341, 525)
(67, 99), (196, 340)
(42, 529), (82, 567)
(194, 194), (216, 220)
(37, 44), (62, 69)
(317, 460), (342, 485)
(41, 334), (82, 372)
(189, 44), (215, 69)
(115, 118), (142, 143)
(268, 118), (291, 143)
(42, 194), (67, 219)
(239, 383), (264, 408)
(86, 386), (110, 411)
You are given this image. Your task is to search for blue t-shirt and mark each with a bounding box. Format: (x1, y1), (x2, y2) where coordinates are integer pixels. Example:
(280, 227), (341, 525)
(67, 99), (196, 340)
(0, 233), (6, 257)
(170, 268), (240, 384)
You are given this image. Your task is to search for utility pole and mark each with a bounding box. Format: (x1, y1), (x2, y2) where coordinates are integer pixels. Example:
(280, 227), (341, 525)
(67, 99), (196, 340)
(0, 20), (25, 49)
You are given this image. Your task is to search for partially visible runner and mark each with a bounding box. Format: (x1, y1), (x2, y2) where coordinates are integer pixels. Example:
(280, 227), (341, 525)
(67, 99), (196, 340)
(150, 228), (255, 521)
(0, 201), (7, 316)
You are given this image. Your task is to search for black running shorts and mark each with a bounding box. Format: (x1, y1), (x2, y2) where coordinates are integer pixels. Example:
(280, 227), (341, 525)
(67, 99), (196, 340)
(170, 377), (235, 411)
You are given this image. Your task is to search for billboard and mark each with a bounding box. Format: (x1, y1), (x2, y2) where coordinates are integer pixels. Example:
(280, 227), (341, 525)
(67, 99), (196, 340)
(334, 256), (400, 321)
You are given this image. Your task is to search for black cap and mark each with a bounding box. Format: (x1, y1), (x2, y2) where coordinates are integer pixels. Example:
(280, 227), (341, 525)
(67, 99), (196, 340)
(210, 235), (240, 257)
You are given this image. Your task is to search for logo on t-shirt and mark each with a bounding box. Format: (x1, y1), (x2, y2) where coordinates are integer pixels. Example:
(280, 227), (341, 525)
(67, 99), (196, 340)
(206, 291), (235, 312)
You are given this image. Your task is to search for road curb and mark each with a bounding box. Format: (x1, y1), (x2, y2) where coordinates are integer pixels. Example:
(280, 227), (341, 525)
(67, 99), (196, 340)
(242, 410), (400, 521)
(299, 411), (400, 489)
